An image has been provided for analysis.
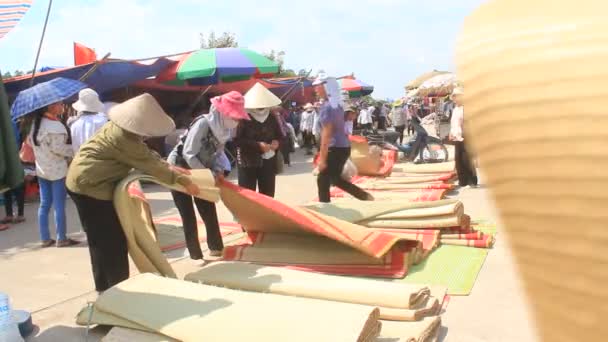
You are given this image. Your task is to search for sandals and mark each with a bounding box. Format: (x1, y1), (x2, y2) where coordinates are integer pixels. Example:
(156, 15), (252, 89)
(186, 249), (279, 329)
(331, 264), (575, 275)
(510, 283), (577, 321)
(0, 224), (10, 232)
(56, 238), (81, 248)
(40, 239), (56, 248)
(0, 217), (13, 224)
(208, 250), (223, 257)
(13, 216), (26, 224)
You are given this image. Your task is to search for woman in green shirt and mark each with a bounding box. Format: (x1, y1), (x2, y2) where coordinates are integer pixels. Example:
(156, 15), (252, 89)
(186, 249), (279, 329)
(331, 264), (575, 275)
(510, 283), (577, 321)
(66, 93), (199, 292)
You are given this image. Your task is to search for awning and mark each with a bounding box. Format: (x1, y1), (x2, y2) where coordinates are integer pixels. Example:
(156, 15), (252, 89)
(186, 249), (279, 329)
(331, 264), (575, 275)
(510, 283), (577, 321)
(3, 57), (178, 98)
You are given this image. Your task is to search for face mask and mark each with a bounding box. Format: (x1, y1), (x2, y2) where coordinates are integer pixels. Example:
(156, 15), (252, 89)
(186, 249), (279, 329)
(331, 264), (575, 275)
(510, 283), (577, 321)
(223, 116), (239, 129)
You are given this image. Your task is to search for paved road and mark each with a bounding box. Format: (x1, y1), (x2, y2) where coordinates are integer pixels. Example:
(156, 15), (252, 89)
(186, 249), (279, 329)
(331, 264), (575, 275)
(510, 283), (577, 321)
(0, 148), (538, 341)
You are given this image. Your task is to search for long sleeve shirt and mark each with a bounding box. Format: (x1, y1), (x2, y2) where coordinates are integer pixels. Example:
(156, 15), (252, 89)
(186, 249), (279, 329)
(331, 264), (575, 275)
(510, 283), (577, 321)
(234, 114), (283, 169)
(449, 105), (465, 142)
(31, 118), (74, 181)
(70, 112), (108, 153)
(66, 122), (190, 200)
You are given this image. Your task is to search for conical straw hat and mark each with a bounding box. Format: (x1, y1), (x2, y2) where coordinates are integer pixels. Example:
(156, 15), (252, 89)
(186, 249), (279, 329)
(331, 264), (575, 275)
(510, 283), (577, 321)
(109, 93), (175, 137)
(457, 1), (608, 341)
(244, 83), (282, 109)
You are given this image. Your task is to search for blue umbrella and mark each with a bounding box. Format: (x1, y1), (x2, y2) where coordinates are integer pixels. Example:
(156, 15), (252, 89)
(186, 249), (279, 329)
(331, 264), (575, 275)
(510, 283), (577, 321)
(11, 77), (87, 120)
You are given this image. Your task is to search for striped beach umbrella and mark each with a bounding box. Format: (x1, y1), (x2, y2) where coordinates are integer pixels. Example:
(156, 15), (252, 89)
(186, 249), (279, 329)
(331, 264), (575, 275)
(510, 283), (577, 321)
(0, 0), (33, 40)
(157, 48), (280, 86)
(338, 77), (374, 98)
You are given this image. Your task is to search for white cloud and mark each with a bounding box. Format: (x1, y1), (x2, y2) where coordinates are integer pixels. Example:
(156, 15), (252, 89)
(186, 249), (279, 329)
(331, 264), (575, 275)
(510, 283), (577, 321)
(1, 0), (486, 98)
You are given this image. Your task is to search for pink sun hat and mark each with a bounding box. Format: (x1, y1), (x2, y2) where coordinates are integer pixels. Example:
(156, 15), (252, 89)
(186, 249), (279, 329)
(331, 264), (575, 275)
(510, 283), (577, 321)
(210, 91), (249, 120)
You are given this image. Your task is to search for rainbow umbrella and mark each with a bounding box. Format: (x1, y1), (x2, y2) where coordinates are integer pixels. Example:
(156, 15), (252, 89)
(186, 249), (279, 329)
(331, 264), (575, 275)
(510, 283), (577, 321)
(338, 78), (374, 97)
(157, 48), (280, 86)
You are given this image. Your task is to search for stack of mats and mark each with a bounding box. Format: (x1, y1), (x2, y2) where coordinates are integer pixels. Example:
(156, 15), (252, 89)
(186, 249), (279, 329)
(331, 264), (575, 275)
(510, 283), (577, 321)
(79, 171), (446, 342)
(80, 263), (444, 341)
(77, 273), (382, 342)
(218, 180), (429, 279)
(305, 199), (495, 249)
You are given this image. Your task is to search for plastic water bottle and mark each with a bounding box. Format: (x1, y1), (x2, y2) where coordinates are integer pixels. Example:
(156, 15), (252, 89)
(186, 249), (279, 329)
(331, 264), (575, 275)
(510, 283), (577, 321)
(0, 293), (23, 342)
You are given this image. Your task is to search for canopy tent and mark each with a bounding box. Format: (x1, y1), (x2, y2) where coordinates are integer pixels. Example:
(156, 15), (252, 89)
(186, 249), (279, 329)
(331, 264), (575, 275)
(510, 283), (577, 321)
(338, 77), (374, 98)
(3, 57), (178, 98)
(417, 73), (458, 97)
(0, 74), (24, 193)
(405, 70), (450, 90)
(156, 48), (280, 86)
(0, 0), (33, 40)
(136, 77), (316, 105)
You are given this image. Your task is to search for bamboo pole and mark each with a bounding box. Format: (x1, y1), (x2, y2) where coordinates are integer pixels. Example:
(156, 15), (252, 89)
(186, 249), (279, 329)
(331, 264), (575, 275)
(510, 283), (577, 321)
(29, 0), (53, 87)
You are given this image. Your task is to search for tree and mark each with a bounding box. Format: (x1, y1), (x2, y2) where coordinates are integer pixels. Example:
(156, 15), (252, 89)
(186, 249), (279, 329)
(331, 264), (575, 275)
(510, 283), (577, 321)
(199, 31), (238, 49)
(263, 50), (286, 71)
(2, 71), (12, 79)
(297, 69), (309, 77)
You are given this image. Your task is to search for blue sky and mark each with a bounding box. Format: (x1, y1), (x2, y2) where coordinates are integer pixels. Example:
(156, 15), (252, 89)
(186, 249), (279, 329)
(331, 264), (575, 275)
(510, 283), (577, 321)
(0, 0), (486, 99)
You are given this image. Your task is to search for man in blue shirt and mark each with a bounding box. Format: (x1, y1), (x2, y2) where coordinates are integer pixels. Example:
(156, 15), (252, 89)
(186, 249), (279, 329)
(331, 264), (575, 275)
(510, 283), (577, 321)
(314, 75), (373, 203)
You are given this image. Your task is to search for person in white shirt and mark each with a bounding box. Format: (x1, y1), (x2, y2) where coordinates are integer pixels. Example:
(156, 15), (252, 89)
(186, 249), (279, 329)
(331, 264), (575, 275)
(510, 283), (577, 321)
(378, 103), (389, 130)
(449, 87), (478, 187)
(299, 103), (316, 155)
(344, 106), (356, 135)
(390, 104), (407, 144)
(358, 106), (373, 130)
(69, 88), (108, 153)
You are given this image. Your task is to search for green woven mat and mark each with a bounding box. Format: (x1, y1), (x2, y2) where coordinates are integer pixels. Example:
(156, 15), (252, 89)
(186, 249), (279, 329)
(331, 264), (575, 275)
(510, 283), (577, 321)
(392, 221), (497, 296)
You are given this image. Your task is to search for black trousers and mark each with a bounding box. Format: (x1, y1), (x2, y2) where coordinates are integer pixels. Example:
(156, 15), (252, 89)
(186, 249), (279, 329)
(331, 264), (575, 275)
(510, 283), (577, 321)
(454, 141), (478, 187)
(407, 120), (414, 135)
(302, 130), (314, 152)
(69, 191), (129, 292)
(238, 157), (277, 197)
(360, 123), (373, 131)
(377, 117), (387, 130)
(171, 190), (224, 259)
(3, 184), (25, 217)
(394, 125), (406, 145)
(317, 147), (371, 203)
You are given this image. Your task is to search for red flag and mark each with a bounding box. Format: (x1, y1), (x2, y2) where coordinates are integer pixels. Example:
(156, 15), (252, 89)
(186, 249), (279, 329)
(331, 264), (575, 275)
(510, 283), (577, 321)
(73, 42), (97, 65)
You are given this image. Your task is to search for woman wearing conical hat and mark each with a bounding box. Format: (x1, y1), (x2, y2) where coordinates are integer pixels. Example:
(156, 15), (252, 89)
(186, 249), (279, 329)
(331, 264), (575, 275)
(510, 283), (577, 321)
(66, 93), (201, 292)
(235, 83), (284, 198)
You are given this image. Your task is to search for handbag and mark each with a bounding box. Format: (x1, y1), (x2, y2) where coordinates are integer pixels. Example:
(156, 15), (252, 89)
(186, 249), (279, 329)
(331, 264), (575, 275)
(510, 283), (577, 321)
(19, 139), (35, 164)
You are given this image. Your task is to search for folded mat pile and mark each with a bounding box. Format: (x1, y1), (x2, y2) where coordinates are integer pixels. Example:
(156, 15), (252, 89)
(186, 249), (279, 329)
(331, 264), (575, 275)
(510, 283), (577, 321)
(100, 316), (442, 342)
(184, 262), (447, 321)
(305, 199), (494, 249)
(79, 273), (381, 342)
(392, 161), (455, 174)
(218, 181), (425, 278)
(113, 170), (220, 278)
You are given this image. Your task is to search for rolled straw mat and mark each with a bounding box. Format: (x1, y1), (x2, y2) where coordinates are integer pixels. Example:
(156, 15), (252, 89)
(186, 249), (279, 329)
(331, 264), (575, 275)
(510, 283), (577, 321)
(102, 316), (441, 342)
(112, 170), (219, 278)
(89, 273), (381, 342)
(457, 1), (608, 339)
(360, 181), (455, 191)
(219, 180), (413, 258)
(328, 188), (448, 202)
(185, 262), (443, 321)
(393, 162), (455, 174)
(305, 199), (462, 222)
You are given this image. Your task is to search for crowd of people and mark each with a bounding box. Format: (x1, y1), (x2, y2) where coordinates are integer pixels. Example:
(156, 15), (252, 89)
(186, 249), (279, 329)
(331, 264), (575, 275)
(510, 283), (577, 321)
(2, 76), (477, 292)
